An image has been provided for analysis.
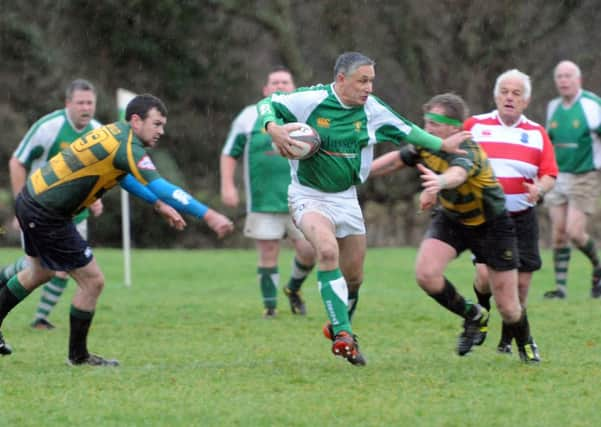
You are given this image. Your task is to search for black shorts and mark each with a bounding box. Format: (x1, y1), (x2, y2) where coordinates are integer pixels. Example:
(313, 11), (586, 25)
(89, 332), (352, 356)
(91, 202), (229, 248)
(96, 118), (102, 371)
(15, 189), (93, 271)
(426, 210), (518, 271)
(469, 208), (541, 272)
(508, 208), (541, 272)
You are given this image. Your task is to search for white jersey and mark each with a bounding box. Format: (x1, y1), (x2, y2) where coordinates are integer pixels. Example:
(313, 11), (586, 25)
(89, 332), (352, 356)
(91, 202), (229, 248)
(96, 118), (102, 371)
(14, 109), (101, 174)
(464, 111), (558, 213)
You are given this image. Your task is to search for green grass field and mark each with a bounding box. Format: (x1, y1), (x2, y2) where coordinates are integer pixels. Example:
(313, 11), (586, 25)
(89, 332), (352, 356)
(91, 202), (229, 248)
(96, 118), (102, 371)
(0, 246), (599, 426)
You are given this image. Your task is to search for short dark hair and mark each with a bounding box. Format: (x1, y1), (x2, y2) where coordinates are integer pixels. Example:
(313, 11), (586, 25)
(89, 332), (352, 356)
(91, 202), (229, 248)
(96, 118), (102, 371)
(422, 93), (469, 123)
(266, 66), (294, 83)
(125, 94), (168, 121)
(66, 79), (95, 100)
(333, 52), (375, 79)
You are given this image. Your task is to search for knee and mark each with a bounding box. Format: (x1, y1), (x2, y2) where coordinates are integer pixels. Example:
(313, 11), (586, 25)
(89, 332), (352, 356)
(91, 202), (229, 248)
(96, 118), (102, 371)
(82, 274), (105, 296)
(317, 242), (339, 265)
(496, 301), (522, 323)
(415, 268), (437, 291)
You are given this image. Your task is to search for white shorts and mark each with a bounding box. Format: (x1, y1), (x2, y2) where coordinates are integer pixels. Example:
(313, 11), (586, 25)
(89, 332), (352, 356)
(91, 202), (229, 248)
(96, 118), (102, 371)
(288, 182), (365, 239)
(243, 212), (305, 240)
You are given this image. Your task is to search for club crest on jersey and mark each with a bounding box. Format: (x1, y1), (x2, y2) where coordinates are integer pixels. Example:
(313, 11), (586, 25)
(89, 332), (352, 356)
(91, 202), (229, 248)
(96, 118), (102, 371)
(572, 119), (580, 128)
(550, 121), (558, 129)
(317, 117), (330, 128)
(136, 155), (156, 170)
(482, 129), (492, 136)
(520, 132), (529, 144)
(354, 121), (362, 132)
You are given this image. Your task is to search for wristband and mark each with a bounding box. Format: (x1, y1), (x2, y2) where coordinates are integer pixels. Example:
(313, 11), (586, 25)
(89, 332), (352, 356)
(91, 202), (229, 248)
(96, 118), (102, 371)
(437, 174), (447, 190)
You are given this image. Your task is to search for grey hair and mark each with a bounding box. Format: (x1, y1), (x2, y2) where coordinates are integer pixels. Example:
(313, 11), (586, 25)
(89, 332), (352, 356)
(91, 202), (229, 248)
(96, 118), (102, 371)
(554, 60), (581, 79)
(333, 52), (375, 79)
(66, 79), (96, 100)
(493, 69), (531, 101)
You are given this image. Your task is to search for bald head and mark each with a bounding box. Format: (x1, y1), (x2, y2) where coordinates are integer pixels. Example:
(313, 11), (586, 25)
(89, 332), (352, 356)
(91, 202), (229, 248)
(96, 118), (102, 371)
(554, 60), (582, 102)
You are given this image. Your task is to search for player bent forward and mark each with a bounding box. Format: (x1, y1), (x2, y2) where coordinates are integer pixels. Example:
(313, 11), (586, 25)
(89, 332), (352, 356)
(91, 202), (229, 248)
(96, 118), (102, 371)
(0, 94), (233, 365)
(370, 93), (540, 362)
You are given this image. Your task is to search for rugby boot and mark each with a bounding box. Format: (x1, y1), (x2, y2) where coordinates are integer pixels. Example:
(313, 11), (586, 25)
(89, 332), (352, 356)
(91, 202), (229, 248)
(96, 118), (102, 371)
(332, 331), (366, 366)
(456, 305), (489, 356)
(283, 287), (307, 315)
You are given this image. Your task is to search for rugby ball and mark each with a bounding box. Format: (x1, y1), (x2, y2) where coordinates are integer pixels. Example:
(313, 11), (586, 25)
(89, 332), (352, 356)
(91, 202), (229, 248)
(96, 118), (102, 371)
(279, 122), (321, 160)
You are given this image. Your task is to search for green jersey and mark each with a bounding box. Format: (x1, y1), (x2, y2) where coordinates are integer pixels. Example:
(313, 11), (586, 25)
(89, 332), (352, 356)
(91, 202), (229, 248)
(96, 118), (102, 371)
(222, 104), (290, 213)
(27, 121), (161, 216)
(257, 83), (443, 193)
(546, 89), (601, 173)
(14, 109), (102, 222)
(400, 141), (506, 226)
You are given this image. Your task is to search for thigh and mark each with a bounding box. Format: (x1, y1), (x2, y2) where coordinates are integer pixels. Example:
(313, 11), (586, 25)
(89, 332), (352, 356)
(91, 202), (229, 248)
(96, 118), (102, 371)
(569, 171), (600, 214)
(415, 237), (457, 280)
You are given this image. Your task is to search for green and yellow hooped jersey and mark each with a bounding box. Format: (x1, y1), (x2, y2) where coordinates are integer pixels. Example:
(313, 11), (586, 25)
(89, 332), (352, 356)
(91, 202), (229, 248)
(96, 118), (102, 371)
(401, 140), (506, 226)
(27, 121), (161, 216)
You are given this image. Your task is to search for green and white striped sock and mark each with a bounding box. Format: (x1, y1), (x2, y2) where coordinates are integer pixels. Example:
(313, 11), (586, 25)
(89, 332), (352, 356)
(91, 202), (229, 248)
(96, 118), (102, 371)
(34, 276), (68, 321)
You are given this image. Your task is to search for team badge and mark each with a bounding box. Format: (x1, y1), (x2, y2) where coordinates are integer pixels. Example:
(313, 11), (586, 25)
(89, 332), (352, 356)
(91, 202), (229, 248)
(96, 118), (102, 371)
(317, 117), (330, 128)
(354, 121), (362, 132)
(573, 119), (580, 128)
(520, 132), (529, 144)
(550, 121), (558, 129)
(136, 155), (156, 170)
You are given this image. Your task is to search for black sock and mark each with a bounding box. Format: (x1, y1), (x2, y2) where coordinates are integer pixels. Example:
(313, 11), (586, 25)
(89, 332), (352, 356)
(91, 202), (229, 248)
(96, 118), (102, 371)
(499, 322), (513, 345)
(428, 278), (477, 319)
(506, 311), (530, 347)
(69, 306), (94, 361)
(0, 286), (22, 328)
(348, 290), (359, 321)
(473, 283), (491, 311)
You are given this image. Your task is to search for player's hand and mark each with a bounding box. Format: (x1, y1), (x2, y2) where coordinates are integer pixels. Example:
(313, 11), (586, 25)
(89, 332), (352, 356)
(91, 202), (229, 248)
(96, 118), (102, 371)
(441, 131), (471, 155)
(523, 182), (544, 203)
(204, 209), (234, 238)
(221, 186), (239, 208)
(267, 122), (306, 158)
(154, 201), (187, 230)
(419, 190), (437, 211)
(417, 163), (445, 194)
(89, 199), (104, 217)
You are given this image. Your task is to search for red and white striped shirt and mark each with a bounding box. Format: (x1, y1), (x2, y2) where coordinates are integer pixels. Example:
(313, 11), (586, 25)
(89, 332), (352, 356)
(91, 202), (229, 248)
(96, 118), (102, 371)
(464, 111), (558, 213)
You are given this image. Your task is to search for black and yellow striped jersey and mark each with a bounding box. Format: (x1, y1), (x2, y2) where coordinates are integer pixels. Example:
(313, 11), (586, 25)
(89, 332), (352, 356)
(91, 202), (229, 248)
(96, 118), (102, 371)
(401, 139), (506, 226)
(27, 121), (161, 216)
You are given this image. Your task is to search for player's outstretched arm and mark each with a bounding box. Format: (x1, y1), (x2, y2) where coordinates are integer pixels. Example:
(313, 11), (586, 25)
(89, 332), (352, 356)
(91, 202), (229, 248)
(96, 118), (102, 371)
(203, 209), (235, 238)
(153, 200), (186, 230)
(370, 151), (404, 177)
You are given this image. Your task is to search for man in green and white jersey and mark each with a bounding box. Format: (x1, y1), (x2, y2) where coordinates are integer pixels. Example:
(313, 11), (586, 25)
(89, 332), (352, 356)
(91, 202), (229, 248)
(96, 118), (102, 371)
(257, 51), (470, 366)
(220, 67), (315, 318)
(0, 79), (104, 329)
(543, 61), (601, 299)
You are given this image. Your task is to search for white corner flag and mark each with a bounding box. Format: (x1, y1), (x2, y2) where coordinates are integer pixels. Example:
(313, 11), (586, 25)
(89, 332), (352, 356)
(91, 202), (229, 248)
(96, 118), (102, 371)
(117, 88), (137, 287)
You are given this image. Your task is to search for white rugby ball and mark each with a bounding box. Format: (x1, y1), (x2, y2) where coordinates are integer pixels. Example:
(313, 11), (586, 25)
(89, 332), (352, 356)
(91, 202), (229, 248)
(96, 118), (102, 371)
(275, 122), (321, 160)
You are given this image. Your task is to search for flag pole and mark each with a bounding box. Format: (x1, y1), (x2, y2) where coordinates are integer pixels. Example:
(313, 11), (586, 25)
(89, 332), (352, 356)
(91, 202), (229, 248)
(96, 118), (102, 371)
(117, 88), (137, 287)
